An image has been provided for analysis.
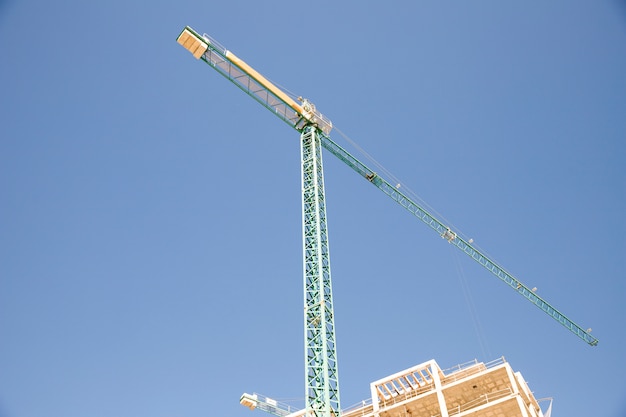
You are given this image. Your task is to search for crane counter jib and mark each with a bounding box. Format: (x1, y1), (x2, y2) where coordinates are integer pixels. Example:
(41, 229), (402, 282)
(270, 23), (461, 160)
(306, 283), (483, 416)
(177, 26), (333, 136)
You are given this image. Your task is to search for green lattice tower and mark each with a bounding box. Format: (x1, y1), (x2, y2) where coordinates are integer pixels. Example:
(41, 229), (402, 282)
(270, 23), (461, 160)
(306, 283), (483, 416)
(176, 24), (598, 417)
(301, 125), (340, 417)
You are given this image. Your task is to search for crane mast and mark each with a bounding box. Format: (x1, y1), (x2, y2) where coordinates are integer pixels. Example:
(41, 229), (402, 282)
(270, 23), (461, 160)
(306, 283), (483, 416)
(176, 23), (597, 417)
(301, 126), (340, 417)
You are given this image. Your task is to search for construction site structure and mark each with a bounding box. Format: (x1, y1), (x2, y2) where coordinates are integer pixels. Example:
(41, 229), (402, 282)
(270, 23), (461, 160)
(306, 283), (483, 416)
(242, 357), (551, 417)
(175, 25), (597, 349)
(177, 25), (588, 417)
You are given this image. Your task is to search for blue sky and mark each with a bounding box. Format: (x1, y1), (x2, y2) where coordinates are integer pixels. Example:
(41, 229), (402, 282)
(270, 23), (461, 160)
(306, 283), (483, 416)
(1, 1), (625, 416)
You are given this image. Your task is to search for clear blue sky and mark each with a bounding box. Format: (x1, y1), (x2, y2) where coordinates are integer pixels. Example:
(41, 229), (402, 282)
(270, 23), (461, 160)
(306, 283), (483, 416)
(1, 1), (625, 416)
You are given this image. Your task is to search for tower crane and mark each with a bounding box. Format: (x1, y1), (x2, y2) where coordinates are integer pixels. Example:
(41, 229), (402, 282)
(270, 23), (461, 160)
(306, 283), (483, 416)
(176, 25), (598, 417)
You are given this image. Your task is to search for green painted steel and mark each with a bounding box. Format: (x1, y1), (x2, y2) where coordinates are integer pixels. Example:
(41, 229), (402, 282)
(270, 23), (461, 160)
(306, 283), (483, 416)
(183, 28), (343, 416)
(301, 126), (341, 417)
(191, 30), (309, 133)
(317, 132), (599, 347)
(180, 26), (597, 417)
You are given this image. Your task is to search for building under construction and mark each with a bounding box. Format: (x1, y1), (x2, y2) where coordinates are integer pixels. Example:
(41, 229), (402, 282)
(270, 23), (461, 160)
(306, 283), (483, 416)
(241, 357), (550, 417)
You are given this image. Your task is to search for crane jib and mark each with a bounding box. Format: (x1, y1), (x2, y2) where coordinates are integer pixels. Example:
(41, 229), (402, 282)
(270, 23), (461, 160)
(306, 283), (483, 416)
(317, 132), (599, 347)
